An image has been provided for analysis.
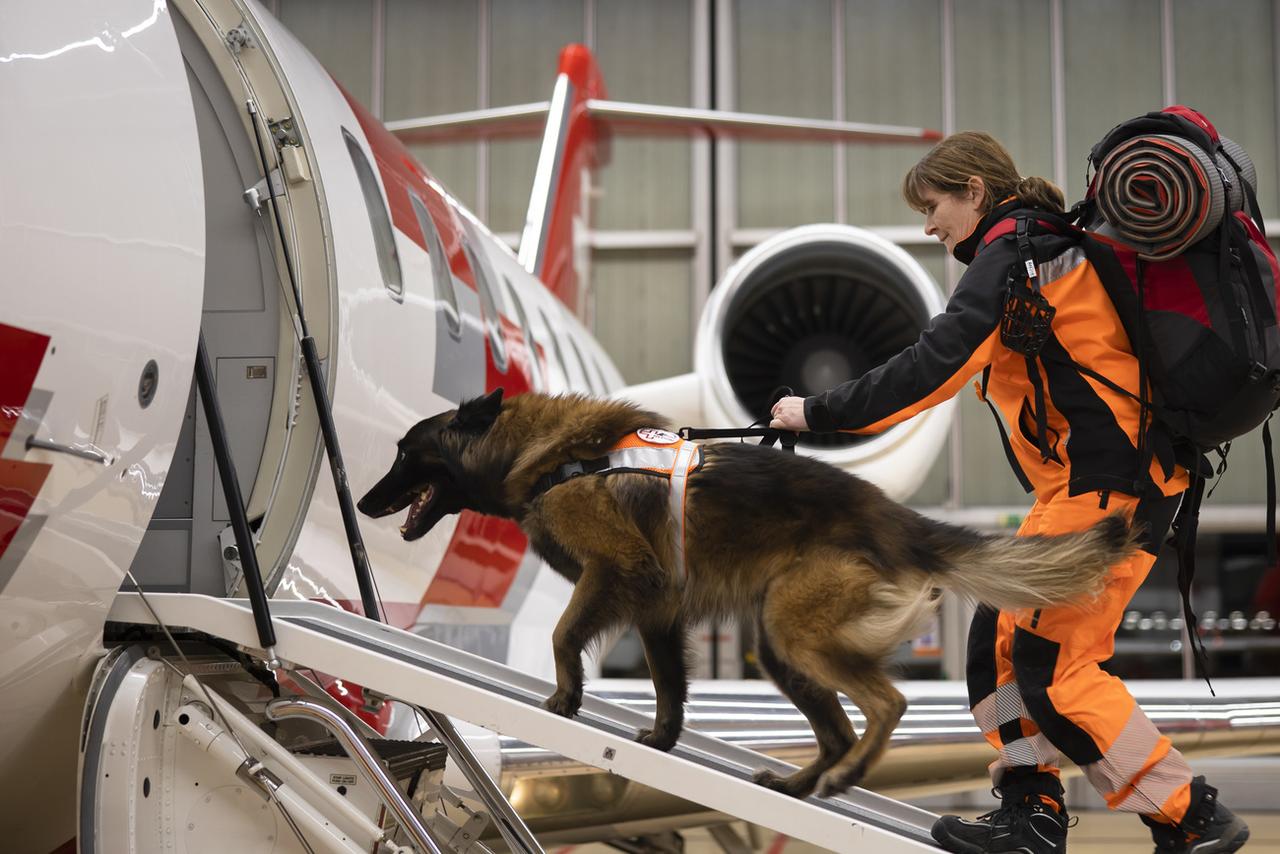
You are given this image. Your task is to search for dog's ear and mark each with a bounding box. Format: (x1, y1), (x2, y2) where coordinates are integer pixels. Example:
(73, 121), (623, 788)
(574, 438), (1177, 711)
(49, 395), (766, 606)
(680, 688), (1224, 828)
(450, 387), (504, 434)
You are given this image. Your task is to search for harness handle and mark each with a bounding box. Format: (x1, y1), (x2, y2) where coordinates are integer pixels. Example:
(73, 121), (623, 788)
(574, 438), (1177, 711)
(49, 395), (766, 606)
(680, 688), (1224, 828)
(677, 425), (798, 453)
(679, 385), (799, 452)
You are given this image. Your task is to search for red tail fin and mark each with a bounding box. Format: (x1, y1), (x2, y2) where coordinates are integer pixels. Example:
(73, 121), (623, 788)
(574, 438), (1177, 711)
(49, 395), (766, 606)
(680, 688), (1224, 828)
(517, 44), (610, 317)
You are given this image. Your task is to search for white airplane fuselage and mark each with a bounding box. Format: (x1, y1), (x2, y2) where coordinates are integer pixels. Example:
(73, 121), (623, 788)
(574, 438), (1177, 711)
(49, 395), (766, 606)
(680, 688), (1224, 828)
(1, 2), (964, 850)
(0, 1), (616, 846)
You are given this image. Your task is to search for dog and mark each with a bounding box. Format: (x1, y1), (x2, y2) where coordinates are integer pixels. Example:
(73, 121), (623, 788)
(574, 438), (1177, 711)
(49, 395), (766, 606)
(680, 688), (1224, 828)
(357, 389), (1133, 798)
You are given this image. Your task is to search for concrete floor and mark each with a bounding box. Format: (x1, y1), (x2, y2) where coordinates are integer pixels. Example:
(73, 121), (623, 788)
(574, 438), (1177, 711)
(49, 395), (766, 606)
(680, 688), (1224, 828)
(548, 812), (1280, 853)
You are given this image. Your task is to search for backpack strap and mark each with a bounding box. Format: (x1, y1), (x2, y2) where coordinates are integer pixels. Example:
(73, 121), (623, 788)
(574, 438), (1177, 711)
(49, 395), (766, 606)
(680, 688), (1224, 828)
(1009, 216), (1057, 463)
(1170, 464), (1216, 696)
(1265, 416), (1277, 566)
(1025, 355), (1053, 462)
(1229, 212), (1275, 352)
(979, 216), (1018, 249)
(978, 213), (1074, 480)
(1219, 146), (1267, 234)
(1217, 217), (1251, 355)
(1132, 257), (1161, 496)
(978, 366), (1035, 493)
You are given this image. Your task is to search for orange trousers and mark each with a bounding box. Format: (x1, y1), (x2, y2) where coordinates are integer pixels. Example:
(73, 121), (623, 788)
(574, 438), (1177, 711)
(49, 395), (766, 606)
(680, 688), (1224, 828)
(966, 488), (1193, 823)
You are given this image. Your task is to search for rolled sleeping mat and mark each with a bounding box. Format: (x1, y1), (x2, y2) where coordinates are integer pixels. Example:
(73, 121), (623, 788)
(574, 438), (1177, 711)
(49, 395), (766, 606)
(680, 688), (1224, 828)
(1094, 133), (1225, 260)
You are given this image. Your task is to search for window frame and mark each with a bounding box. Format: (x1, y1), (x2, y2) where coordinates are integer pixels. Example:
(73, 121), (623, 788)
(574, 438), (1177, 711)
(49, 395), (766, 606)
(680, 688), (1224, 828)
(408, 191), (462, 338)
(341, 127), (403, 301)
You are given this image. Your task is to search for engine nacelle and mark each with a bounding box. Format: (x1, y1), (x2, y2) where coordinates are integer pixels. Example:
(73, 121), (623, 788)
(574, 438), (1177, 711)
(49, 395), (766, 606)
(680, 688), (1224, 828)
(624, 224), (953, 501)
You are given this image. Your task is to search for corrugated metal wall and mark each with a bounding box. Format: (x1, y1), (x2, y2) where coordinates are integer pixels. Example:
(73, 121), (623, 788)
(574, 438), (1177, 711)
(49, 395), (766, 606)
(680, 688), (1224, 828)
(272, 0), (1280, 516)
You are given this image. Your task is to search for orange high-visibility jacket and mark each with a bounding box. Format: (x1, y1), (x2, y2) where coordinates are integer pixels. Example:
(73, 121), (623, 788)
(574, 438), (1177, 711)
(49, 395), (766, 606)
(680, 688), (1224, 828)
(804, 199), (1187, 500)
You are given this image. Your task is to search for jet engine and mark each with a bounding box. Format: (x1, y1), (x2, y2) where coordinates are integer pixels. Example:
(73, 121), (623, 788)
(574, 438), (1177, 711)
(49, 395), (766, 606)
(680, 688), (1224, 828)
(624, 224), (953, 500)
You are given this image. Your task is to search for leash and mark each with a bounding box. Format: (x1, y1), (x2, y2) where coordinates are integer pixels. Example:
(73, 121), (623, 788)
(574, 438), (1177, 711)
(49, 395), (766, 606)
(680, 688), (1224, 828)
(676, 425), (798, 452)
(678, 385), (800, 453)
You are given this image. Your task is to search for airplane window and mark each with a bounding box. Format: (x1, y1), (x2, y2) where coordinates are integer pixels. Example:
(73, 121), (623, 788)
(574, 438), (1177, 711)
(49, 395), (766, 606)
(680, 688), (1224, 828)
(502, 276), (541, 390)
(459, 218), (508, 373)
(567, 331), (599, 394)
(539, 307), (571, 386)
(409, 193), (461, 338)
(342, 128), (403, 300)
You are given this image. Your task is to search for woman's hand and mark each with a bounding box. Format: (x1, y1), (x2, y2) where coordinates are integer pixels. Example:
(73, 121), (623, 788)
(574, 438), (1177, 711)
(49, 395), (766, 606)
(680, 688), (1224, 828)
(769, 396), (810, 431)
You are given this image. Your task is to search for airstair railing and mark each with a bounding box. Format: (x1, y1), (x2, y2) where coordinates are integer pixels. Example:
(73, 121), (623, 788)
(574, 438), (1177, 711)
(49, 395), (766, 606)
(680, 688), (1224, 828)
(266, 698), (445, 854)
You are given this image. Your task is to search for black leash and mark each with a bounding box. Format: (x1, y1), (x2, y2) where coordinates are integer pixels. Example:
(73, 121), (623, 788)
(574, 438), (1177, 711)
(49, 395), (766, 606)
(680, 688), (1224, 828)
(679, 385), (800, 453)
(677, 425), (798, 452)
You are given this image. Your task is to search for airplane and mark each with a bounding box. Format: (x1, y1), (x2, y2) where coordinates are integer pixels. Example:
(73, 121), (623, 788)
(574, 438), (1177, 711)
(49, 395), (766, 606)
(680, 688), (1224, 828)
(4, 2), (1278, 853)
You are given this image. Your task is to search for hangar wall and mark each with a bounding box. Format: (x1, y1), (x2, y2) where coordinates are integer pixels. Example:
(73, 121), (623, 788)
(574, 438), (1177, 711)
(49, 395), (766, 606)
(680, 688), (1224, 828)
(270, 0), (1280, 515)
(266, 0), (1280, 682)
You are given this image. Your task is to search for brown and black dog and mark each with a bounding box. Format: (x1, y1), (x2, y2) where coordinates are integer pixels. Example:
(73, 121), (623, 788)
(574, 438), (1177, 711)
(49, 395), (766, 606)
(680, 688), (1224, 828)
(358, 389), (1133, 798)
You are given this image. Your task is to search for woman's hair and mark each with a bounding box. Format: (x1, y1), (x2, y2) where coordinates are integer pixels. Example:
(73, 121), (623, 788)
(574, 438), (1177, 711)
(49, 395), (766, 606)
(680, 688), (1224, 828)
(902, 131), (1064, 215)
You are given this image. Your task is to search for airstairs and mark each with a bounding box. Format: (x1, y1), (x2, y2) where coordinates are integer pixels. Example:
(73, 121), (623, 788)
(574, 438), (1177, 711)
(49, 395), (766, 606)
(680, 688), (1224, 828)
(108, 592), (941, 852)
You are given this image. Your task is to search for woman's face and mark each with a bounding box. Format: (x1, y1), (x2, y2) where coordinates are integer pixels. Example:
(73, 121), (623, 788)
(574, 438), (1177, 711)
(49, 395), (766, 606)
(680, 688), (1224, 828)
(920, 181), (985, 254)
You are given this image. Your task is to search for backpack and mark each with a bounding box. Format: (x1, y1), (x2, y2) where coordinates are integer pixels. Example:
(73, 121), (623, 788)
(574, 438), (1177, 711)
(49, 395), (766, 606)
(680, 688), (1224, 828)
(985, 107), (1280, 689)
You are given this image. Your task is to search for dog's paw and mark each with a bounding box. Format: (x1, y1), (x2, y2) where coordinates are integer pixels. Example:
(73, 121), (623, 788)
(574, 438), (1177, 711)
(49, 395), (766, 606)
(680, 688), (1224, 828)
(752, 768), (813, 798)
(816, 765), (863, 799)
(542, 690), (582, 718)
(752, 768), (783, 788)
(635, 727), (678, 752)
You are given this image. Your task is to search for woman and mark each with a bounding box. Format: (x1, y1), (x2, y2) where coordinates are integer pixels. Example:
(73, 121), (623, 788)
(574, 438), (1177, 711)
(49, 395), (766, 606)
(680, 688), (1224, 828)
(769, 132), (1249, 854)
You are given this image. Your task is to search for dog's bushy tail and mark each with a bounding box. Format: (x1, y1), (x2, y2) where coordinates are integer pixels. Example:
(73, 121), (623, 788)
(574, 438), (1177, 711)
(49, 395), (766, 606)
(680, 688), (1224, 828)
(932, 515), (1137, 610)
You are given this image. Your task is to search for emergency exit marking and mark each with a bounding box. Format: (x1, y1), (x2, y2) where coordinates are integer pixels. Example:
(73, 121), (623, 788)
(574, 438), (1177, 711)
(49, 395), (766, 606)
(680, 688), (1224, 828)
(246, 365), (268, 379)
(329, 773), (357, 785)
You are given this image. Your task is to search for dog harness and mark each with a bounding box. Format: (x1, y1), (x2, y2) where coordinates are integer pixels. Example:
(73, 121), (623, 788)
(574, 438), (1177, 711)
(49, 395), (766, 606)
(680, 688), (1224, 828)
(531, 428), (703, 582)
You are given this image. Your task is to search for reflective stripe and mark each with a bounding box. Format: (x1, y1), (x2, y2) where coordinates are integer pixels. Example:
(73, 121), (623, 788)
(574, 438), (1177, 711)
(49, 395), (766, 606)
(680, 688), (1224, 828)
(608, 445), (684, 473)
(972, 680), (1029, 733)
(574, 432), (703, 584)
(667, 442), (701, 583)
(1036, 246), (1085, 283)
(1079, 704), (1161, 794)
(1110, 749), (1191, 814)
(997, 733), (1060, 771)
(1080, 704), (1191, 813)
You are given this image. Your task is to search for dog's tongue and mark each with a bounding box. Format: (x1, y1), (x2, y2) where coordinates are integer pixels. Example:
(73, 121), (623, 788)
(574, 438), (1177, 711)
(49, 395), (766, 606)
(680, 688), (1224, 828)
(401, 486), (434, 536)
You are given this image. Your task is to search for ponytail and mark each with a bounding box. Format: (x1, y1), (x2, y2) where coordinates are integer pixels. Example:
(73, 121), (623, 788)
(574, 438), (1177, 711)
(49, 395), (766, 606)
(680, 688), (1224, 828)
(904, 131), (1064, 215)
(1015, 176), (1065, 214)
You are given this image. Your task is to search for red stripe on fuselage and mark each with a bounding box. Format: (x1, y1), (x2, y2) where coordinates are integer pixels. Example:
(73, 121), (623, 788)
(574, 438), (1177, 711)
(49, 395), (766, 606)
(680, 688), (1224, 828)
(340, 83), (476, 288)
(335, 87), (539, 615)
(418, 511), (529, 608)
(0, 323), (49, 450)
(0, 323), (53, 563)
(0, 459), (51, 561)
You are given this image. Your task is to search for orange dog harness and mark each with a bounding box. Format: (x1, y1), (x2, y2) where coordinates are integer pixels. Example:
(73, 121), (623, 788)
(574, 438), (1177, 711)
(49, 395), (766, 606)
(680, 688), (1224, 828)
(531, 428), (703, 581)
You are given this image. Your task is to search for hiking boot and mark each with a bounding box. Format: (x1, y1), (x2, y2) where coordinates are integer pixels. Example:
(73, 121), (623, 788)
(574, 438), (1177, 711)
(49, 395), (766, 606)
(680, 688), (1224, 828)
(1142, 777), (1250, 853)
(932, 768), (1071, 854)
(932, 800), (1070, 853)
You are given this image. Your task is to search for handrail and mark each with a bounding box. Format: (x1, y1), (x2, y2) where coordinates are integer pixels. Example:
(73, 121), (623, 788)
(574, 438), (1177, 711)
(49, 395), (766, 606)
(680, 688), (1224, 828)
(419, 709), (545, 854)
(266, 698), (443, 854)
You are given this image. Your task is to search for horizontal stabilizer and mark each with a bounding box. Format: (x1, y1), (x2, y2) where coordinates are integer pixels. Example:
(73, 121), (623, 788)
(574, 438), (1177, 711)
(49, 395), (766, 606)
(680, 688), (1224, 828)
(387, 99), (941, 146)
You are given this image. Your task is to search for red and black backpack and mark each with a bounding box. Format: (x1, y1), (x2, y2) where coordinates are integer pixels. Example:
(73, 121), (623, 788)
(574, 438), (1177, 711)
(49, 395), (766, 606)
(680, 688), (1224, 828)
(986, 107), (1280, 687)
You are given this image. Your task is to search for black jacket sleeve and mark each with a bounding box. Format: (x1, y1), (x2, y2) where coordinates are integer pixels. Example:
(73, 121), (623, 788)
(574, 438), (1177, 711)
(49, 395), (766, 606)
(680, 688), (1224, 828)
(804, 239), (1016, 433)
